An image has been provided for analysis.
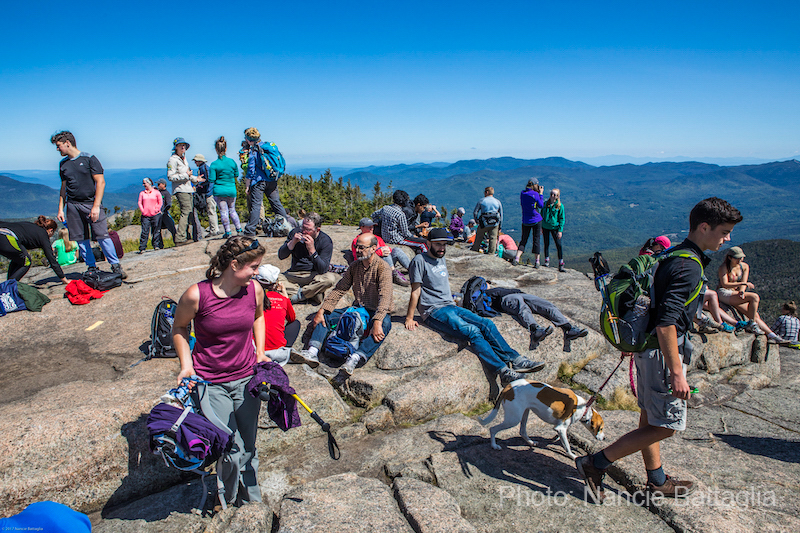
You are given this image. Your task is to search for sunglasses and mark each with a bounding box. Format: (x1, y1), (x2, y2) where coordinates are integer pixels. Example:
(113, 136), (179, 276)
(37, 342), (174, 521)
(237, 239), (260, 255)
(354, 244), (375, 250)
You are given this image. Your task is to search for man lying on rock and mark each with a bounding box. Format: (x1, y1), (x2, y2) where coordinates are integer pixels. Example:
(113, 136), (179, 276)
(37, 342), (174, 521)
(479, 283), (588, 352)
(291, 233), (394, 377)
(404, 227), (544, 385)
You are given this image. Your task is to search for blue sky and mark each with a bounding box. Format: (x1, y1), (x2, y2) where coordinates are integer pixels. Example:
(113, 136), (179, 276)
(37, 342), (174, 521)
(2, 1), (798, 170)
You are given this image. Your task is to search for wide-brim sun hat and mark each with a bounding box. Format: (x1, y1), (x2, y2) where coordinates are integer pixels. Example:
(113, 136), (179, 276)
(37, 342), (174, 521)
(255, 264), (280, 284)
(173, 137), (190, 148)
(726, 246), (745, 259)
(427, 228), (453, 242)
(192, 154), (207, 163)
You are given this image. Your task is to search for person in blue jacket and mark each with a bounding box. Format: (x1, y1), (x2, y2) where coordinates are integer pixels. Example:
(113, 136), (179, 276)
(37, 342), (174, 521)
(514, 178), (544, 267)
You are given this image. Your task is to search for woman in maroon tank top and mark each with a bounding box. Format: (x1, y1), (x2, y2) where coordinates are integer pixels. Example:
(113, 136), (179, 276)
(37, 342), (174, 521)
(172, 236), (268, 505)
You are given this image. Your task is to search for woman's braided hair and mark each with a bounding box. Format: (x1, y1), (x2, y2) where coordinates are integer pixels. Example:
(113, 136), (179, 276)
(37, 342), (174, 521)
(206, 235), (265, 280)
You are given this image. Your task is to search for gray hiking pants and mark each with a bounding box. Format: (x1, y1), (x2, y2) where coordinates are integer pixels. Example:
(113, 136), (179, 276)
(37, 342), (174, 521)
(195, 376), (262, 505)
(500, 293), (570, 329)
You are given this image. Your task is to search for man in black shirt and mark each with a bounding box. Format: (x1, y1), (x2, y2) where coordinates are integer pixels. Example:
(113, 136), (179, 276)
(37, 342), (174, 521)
(277, 213), (337, 305)
(156, 179), (176, 246)
(575, 197), (743, 503)
(51, 131), (125, 279)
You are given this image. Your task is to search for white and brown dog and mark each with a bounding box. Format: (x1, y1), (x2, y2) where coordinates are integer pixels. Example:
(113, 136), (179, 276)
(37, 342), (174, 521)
(479, 380), (605, 459)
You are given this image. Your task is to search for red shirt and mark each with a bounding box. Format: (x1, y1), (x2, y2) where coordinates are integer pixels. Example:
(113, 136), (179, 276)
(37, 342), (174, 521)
(351, 233), (388, 259)
(263, 291), (296, 351)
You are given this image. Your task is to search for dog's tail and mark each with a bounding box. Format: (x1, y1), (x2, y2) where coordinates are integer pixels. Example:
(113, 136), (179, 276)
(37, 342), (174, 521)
(478, 391), (507, 426)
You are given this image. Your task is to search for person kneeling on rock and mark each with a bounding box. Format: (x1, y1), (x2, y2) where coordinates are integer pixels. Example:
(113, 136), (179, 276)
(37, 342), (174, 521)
(404, 227), (544, 386)
(291, 233), (394, 377)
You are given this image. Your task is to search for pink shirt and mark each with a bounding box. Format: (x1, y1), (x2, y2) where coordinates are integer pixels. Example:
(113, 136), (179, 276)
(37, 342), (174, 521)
(192, 279), (257, 383)
(138, 188), (163, 217)
(497, 234), (518, 251)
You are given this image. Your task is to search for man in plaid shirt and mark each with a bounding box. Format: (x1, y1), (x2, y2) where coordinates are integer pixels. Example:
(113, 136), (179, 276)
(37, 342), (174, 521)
(372, 190), (429, 255)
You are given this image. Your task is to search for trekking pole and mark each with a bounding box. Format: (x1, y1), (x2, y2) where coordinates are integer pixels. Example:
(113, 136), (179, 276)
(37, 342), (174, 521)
(291, 393), (341, 460)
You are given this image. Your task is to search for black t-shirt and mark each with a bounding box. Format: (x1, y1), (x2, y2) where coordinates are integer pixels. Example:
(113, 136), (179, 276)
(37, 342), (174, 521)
(159, 189), (172, 213)
(0, 221), (65, 279)
(59, 152), (104, 203)
(651, 238), (709, 341)
(278, 228), (333, 274)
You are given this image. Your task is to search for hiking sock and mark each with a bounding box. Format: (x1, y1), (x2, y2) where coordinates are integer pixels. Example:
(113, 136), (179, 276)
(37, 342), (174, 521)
(307, 346), (319, 358)
(767, 332), (780, 341)
(592, 450), (613, 470)
(646, 466), (667, 487)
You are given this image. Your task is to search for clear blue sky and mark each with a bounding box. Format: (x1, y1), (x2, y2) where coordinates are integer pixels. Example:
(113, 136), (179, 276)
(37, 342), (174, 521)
(2, 1), (798, 170)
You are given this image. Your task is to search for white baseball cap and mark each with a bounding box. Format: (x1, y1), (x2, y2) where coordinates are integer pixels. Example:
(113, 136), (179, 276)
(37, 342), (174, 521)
(255, 264), (280, 284)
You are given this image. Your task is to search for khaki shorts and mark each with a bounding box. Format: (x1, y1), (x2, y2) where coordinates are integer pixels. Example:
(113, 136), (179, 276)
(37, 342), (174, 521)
(635, 348), (687, 431)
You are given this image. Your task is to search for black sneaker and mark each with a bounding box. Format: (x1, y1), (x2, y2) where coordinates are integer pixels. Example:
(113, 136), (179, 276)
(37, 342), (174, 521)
(532, 324), (554, 342)
(510, 356), (545, 373)
(564, 326), (588, 342)
(499, 367), (525, 386)
(86, 266), (99, 274)
(111, 263), (127, 280)
(575, 455), (606, 504)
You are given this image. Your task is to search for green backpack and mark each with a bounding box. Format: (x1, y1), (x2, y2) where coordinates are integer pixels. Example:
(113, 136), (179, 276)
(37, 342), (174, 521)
(600, 250), (703, 352)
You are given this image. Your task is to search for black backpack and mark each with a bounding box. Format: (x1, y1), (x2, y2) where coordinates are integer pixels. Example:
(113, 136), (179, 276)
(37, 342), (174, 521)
(82, 269), (122, 291)
(459, 276), (500, 317)
(148, 298), (188, 359)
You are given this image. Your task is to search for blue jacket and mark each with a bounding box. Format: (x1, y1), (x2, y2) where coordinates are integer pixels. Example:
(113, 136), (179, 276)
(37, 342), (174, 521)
(520, 189), (544, 225)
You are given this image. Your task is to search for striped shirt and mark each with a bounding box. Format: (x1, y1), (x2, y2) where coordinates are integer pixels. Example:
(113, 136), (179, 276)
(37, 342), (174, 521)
(321, 253), (393, 323)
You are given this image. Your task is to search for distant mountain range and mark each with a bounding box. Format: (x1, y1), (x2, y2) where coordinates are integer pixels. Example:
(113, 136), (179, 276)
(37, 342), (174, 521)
(3, 157), (799, 253)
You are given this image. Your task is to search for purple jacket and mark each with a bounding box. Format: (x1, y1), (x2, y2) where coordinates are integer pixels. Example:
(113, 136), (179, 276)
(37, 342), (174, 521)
(520, 189), (544, 225)
(147, 403), (232, 462)
(248, 361), (301, 431)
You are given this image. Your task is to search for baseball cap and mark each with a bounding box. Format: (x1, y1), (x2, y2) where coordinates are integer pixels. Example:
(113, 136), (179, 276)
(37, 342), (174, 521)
(653, 236), (671, 249)
(359, 217), (375, 227)
(157, 178), (167, 186)
(427, 228), (453, 242)
(255, 264), (280, 284)
(726, 246), (745, 259)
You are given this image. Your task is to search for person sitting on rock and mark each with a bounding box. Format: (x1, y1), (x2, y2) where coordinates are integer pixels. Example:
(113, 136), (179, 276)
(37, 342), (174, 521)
(254, 264), (301, 366)
(291, 233), (394, 377)
(277, 212), (338, 305)
(372, 190), (429, 255)
(481, 283), (588, 352)
(404, 227), (544, 385)
(346, 218), (410, 287)
(771, 301), (799, 344)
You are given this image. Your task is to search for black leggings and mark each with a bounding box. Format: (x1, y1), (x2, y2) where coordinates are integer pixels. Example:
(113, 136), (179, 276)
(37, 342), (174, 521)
(542, 228), (563, 261)
(0, 235), (31, 281)
(284, 320), (301, 346)
(517, 223), (541, 254)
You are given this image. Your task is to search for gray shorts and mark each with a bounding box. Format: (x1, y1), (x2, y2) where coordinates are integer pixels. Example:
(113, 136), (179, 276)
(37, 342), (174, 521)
(635, 348), (687, 431)
(66, 201), (110, 241)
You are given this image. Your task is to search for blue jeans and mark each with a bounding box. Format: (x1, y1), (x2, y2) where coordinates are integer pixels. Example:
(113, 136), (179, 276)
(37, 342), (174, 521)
(309, 308), (392, 361)
(425, 305), (519, 373)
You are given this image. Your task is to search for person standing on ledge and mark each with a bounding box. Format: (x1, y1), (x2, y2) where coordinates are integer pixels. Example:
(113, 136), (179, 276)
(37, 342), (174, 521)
(471, 186), (503, 255)
(50, 130), (125, 279)
(574, 196), (743, 503)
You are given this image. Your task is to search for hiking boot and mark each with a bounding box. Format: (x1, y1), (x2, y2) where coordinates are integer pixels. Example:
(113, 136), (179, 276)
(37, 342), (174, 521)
(533, 261), (540, 269)
(720, 322), (735, 333)
(564, 326), (588, 342)
(499, 367), (525, 386)
(544, 257), (550, 267)
(342, 354), (361, 376)
(558, 263), (566, 273)
(290, 288), (305, 304)
(646, 475), (695, 498)
(111, 263), (127, 280)
(223, 231), (231, 239)
(510, 356), (545, 373)
(511, 257), (519, 266)
(575, 455), (606, 504)
(289, 348), (320, 368)
(735, 320), (751, 332)
(392, 269), (410, 287)
(86, 266), (99, 274)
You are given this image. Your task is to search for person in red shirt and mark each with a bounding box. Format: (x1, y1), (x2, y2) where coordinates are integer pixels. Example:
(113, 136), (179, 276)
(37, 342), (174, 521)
(255, 264), (300, 365)
(350, 218), (410, 286)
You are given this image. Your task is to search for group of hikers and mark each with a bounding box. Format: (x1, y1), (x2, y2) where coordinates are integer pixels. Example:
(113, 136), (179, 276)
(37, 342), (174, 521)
(3, 130), (800, 513)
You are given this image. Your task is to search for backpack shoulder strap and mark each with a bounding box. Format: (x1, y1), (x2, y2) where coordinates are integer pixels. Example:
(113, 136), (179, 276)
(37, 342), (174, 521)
(664, 249), (705, 306)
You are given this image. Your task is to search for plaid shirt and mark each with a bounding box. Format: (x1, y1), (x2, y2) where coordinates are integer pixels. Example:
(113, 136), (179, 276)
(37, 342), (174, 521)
(321, 253), (394, 323)
(772, 315), (800, 343)
(373, 204), (412, 244)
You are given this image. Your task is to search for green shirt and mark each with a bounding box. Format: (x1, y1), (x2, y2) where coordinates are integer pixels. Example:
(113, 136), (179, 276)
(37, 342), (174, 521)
(52, 239), (78, 266)
(541, 202), (564, 232)
(209, 156), (240, 198)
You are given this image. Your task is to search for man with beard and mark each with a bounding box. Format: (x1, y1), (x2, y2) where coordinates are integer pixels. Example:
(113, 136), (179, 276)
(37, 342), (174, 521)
(404, 228), (545, 385)
(290, 232), (394, 376)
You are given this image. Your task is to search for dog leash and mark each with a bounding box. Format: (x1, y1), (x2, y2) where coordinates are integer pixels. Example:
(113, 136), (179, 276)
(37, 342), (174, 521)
(580, 352), (634, 419)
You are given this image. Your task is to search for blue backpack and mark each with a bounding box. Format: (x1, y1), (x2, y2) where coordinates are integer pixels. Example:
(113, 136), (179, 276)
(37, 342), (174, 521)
(256, 141), (286, 181)
(459, 276), (499, 318)
(323, 306), (369, 361)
